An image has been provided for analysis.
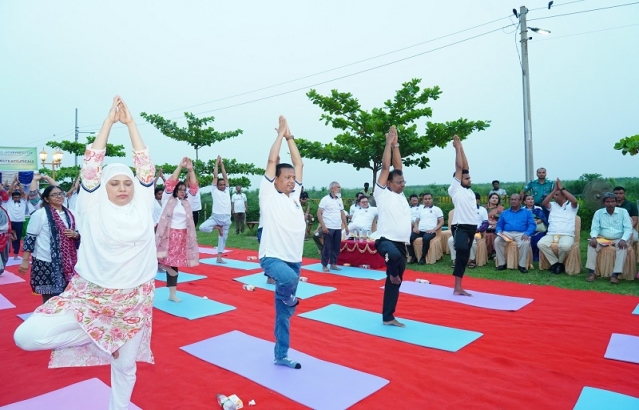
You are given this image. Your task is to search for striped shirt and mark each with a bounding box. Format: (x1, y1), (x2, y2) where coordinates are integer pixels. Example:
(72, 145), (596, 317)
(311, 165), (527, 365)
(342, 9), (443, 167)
(590, 207), (633, 241)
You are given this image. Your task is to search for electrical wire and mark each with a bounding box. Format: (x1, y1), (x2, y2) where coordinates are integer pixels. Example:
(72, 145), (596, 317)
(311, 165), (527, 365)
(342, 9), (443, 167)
(529, 1), (639, 21)
(534, 22), (639, 41)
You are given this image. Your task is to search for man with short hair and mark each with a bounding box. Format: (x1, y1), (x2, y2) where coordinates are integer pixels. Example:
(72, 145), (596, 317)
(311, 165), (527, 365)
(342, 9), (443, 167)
(259, 115), (304, 369)
(449, 192), (488, 269)
(614, 186), (638, 242)
(488, 180), (507, 197)
(348, 192), (364, 221)
(409, 194), (421, 224)
(521, 168), (555, 207)
(348, 195), (378, 235)
(537, 179), (579, 274)
(231, 185), (248, 234)
(317, 182), (348, 272)
(3, 177), (27, 260)
(407, 193), (444, 265)
(585, 192), (633, 284)
(494, 194), (537, 273)
(199, 156), (232, 264)
(375, 126), (411, 327)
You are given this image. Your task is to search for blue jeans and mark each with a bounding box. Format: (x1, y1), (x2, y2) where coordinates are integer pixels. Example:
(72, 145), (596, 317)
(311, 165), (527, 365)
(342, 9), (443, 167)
(260, 257), (301, 360)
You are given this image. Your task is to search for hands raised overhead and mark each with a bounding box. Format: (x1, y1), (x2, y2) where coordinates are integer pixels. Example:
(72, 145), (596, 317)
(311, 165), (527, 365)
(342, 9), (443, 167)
(275, 115), (294, 140)
(385, 126), (398, 145)
(452, 134), (461, 149)
(105, 95), (135, 125)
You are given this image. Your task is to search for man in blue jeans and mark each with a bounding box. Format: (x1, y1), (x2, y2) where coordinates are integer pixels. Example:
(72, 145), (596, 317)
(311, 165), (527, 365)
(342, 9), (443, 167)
(259, 115), (305, 369)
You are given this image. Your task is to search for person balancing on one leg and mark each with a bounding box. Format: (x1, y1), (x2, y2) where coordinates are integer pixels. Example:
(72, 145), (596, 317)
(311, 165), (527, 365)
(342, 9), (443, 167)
(448, 135), (475, 296)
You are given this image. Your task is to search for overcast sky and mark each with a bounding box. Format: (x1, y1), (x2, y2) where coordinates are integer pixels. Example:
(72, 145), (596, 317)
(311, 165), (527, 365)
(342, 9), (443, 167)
(1, 0), (638, 192)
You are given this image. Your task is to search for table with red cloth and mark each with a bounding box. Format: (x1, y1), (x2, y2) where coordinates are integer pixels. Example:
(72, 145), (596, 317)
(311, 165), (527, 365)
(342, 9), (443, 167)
(337, 239), (385, 269)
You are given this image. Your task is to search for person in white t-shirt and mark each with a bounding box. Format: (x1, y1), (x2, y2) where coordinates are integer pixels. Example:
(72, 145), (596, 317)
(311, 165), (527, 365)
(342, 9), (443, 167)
(317, 182), (348, 272)
(199, 156), (232, 263)
(190, 187), (202, 225)
(231, 185), (248, 234)
(259, 115), (304, 370)
(348, 195), (378, 234)
(3, 180), (28, 260)
(347, 192), (364, 221)
(374, 126), (411, 328)
(448, 135), (476, 296)
(409, 194), (421, 223)
(449, 192), (489, 269)
(538, 178), (579, 274)
(407, 193), (444, 265)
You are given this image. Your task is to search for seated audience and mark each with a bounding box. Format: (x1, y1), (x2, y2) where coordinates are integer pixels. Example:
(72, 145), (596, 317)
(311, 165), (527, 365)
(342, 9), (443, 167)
(347, 192), (364, 221)
(614, 186), (638, 243)
(495, 194), (536, 273)
(409, 194), (421, 224)
(449, 192), (488, 269)
(347, 195), (378, 236)
(407, 193), (443, 265)
(485, 192), (504, 259)
(523, 194), (548, 262)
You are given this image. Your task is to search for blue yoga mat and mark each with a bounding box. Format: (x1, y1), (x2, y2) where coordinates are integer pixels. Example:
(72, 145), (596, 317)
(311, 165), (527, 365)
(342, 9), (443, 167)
(632, 303), (639, 315)
(302, 263), (386, 280)
(573, 386), (639, 410)
(154, 271), (206, 283)
(200, 258), (261, 270)
(153, 287), (235, 320)
(299, 304), (482, 352)
(234, 273), (336, 299)
(180, 330), (389, 410)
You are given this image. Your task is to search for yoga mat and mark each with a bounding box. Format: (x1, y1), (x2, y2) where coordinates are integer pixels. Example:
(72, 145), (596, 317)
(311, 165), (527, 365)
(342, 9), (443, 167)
(0, 271), (25, 285)
(573, 386), (639, 410)
(4, 257), (22, 267)
(234, 273), (336, 299)
(180, 330), (389, 410)
(632, 303), (639, 315)
(198, 247), (231, 255)
(17, 313), (32, 321)
(0, 378), (141, 409)
(0, 293), (16, 310)
(153, 287), (235, 320)
(396, 281), (534, 311)
(154, 271), (206, 283)
(200, 257), (261, 270)
(299, 304), (482, 352)
(604, 333), (639, 364)
(302, 262), (386, 280)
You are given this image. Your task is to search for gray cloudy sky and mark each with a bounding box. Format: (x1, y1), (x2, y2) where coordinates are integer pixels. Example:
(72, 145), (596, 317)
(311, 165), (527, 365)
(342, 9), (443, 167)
(1, 0), (638, 191)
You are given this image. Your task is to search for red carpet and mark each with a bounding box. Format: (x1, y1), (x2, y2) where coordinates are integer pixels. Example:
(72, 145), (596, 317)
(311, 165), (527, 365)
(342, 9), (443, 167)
(1, 247), (638, 409)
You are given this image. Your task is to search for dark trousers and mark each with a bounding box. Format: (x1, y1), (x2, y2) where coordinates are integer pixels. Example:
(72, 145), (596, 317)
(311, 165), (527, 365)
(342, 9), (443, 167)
(234, 212), (246, 233)
(321, 229), (342, 266)
(451, 224), (476, 278)
(407, 231), (436, 261)
(11, 221), (24, 255)
(192, 211), (200, 226)
(376, 238), (407, 322)
(167, 266), (178, 287)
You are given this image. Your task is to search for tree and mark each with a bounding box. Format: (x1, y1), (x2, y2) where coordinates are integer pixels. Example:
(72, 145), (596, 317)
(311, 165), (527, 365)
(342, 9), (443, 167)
(296, 79), (490, 187)
(157, 159), (264, 188)
(614, 134), (639, 156)
(46, 135), (126, 158)
(139, 112), (243, 161)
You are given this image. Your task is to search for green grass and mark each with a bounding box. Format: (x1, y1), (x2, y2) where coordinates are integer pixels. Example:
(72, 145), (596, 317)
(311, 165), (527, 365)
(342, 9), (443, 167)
(197, 230), (639, 297)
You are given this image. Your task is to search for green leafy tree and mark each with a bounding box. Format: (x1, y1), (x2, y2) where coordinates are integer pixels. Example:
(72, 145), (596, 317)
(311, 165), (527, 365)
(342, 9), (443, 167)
(46, 136), (126, 158)
(614, 134), (639, 156)
(156, 158), (263, 189)
(296, 79), (490, 188)
(139, 112), (243, 161)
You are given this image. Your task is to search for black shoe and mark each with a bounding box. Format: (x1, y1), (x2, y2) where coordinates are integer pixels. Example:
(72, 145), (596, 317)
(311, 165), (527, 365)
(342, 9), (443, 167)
(558, 263), (565, 273)
(551, 264), (561, 274)
(496, 265), (506, 271)
(408, 257), (417, 264)
(417, 258), (425, 265)
(518, 266), (528, 273)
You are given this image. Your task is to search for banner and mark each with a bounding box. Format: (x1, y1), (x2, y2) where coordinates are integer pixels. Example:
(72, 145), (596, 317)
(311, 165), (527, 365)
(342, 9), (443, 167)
(0, 147), (38, 171)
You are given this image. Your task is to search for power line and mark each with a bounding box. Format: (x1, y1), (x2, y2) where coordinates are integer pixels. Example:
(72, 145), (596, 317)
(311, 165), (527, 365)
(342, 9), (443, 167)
(529, 1), (639, 21)
(535, 22), (639, 41)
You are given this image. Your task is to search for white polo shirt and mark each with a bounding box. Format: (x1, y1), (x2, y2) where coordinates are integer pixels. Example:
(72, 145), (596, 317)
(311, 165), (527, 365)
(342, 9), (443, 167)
(410, 205), (422, 223)
(416, 205), (444, 231)
(212, 186), (231, 215)
(232, 192), (247, 213)
(374, 184), (411, 243)
(318, 194), (345, 230)
(448, 177), (476, 225)
(350, 206), (378, 231)
(476, 206), (489, 228)
(546, 201), (578, 236)
(3, 199), (27, 222)
(258, 175), (305, 262)
(191, 190), (202, 212)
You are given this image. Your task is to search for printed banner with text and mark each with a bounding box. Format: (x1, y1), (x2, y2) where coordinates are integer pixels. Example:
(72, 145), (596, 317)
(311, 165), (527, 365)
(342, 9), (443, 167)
(0, 147), (38, 171)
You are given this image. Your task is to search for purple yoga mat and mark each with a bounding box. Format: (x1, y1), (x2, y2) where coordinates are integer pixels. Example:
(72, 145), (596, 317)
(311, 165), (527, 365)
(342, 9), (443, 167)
(0, 271), (25, 285)
(604, 333), (639, 364)
(0, 378), (141, 409)
(198, 247), (231, 255)
(395, 281), (533, 311)
(181, 330), (389, 409)
(0, 293), (15, 310)
(4, 257), (22, 267)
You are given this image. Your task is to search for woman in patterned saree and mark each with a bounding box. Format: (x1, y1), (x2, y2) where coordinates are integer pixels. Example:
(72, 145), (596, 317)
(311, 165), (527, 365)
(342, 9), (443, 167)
(14, 96), (157, 410)
(18, 185), (80, 303)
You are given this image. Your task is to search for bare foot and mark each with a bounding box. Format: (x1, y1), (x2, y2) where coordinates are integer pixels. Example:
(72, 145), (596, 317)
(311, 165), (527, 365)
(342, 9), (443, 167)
(322, 265), (329, 273)
(216, 258), (227, 264)
(112, 350), (120, 359)
(13, 255), (19, 260)
(169, 295), (182, 303)
(453, 289), (472, 297)
(266, 277), (276, 284)
(383, 319), (406, 328)
(330, 264), (342, 271)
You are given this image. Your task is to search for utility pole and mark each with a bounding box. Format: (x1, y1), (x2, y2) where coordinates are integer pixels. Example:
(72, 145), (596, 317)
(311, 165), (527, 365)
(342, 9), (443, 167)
(74, 108), (79, 167)
(519, 5), (534, 183)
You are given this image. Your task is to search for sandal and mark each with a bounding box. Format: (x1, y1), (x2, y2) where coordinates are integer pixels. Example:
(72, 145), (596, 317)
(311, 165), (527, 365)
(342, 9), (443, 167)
(468, 261), (476, 269)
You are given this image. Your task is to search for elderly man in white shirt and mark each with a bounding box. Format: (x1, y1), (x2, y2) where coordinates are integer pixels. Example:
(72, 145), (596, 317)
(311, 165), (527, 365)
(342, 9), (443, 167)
(231, 185), (248, 234)
(199, 156), (232, 263)
(407, 193), (444, 265)
(317, 181), (348, 272)
(347, 195), (378, 236)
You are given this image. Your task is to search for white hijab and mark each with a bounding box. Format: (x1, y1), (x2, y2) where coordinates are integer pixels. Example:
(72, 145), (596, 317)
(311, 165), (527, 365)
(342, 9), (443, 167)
(74, 163), (157, 289)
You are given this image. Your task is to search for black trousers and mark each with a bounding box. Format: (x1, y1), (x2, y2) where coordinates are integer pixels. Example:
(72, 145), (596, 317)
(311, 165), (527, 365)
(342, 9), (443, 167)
(321, 229), (341, 266)
(376, 237), (407, 322)
(451, 224), (476, 278)
(192, 211), (200, 226)
(11, 221), (24, 255)
(407, 231), (437, 261)
(166, 266), (179, 287)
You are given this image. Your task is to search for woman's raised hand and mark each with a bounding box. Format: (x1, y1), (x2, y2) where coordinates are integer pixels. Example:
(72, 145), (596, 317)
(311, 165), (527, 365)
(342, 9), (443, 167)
(106, 96), (122, 124)
(118, 99), (134, 125)
(184, 158), (194, 171)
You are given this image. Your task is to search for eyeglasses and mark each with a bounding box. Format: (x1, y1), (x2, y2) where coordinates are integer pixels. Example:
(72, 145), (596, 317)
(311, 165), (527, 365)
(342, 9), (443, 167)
(390, 180), (406, 185)
(49, 192), (65, 198)
(177, 188), (187, 192)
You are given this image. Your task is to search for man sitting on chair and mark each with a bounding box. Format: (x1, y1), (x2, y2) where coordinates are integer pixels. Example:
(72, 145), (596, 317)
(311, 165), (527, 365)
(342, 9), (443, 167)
(449, 192), (488, 269)
(407, 193), (443, 265)
(614, 186), (638, 243)
(348, 195), (378, 236)
(495, 194), (537, 273)
(537, 178), (579, 274)
(586, 192), (633, 284)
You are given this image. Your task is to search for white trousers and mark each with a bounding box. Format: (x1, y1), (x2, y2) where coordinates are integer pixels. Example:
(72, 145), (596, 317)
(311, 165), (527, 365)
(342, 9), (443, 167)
(537, 234), (575, 265)
(199, 213), (231, 253)
(448, 235), (476, 261)
(585, 239), (627, 274)
(494, 231), (530, 267)
(14, 311), (144, 410)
